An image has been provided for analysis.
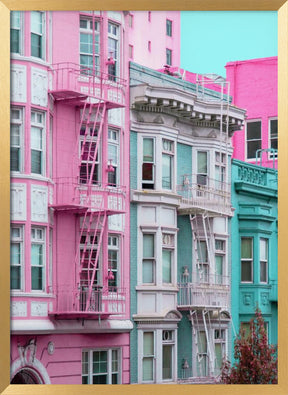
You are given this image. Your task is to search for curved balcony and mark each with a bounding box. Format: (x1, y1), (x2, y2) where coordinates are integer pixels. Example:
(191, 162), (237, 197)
(177, 174), (232, 216)
(178, 273), (230, 310)
(49, 62), (126, 108)
(49, 285), (126, 319)
(51, 177), (126, 214)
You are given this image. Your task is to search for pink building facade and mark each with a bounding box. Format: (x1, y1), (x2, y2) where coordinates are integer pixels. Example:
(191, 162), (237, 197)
(226, 57), (278, 169)
(9, 10), (179, 385)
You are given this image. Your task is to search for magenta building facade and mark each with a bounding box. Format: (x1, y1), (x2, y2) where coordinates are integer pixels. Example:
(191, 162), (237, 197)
(10, 10), (181, 385)
(225, 57), (278, 169)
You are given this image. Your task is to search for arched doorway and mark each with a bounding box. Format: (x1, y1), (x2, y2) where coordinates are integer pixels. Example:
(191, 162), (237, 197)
(11, 368), (42, 384)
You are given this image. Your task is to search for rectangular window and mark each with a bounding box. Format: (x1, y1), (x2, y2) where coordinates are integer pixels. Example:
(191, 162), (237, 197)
(260, 238), (268, 283)
(128, 14), (133, 28)
(31, 11), (44, 59)
(11, 108), (23, 172)
(166, 48), (172, 66)
(214, 329), (226, 375)
(197, 151), (208, 186)
(108, 129), (119, 186)
(11, 11), (21, 54)
(129, 44), (133, 59)
(31, 110), (45, 175)
(108, 22), (119, 81)
(80, 17), (100, 75)
(148, 41), (151, 52)
(162, 139), (174, 190)
(241, 237), (253, 282)
(143, 332), (154, 382)
(82, 349), (120, 384)
(162, 233), (174, 284)
(31, 227), (45, 291)
(79, 125), (99, 184)
(215, 239), (225, 285)
(142, 234), (155, 283)
(11, 226), (23, 290)
(269, 118), (278, 157)
(108, 235), (119, 288)
(142, 138), (155, 189)
(166, 19), (172, 36)
(162, 330), (174, 380)
(215, 151), (226, 190)
(247, 120), (261, 159)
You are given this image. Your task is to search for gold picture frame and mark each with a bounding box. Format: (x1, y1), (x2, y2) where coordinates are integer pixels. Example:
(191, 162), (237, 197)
(0, 1), (287, 394)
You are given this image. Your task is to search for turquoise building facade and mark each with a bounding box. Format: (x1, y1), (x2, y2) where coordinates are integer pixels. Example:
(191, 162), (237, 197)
(231, 160), (278, 356)
(129, 62), (246, 383)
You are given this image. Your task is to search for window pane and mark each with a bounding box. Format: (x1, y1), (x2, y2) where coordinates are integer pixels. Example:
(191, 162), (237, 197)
(143, 358), (153, 381)
(11, 11), (21, 28)
(11, 266), (21, 290)
(162, 154), (171, 189)
(31, 150), (42, 174)
(31, 11), (42, 34)
(31, 33), (42, 58)
(11, 243), (20, 264)
(31, 244), (43, 266)
(93, 351), (107, 374)
(142, 163), (153, 182)
(197, 152), (207, 173)
(247, 121), (261, 140)
(143, 235), (154, 257)
(162, 345), (172, 379)
(270, 119), (278, 138)
(93, 375), (107, 384)
(143, 260), (153, 283)
(241, 261), (252, 282)
(198, 331), (207, 353)
(215, 343), (222, 371)
(11, 148), (20, 171)
(143, 139), (154, 162)
(260, 261), (267, 282)
(31, 267), (43, 290)
(143, 332), (154, 355)
(241, 238), (252, 258)
(247, 140), (261, 159)
(11, 29), (20, 53)
(162, 249), (171, 283)
(31, 127), (42, 149)
(198, 241), (207, 263)
(260, 239), (268, 260)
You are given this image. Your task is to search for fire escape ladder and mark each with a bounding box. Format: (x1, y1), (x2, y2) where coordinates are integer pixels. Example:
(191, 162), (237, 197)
(191, 310), (206, 377)
(190, 215), (202, 274)
(203, 309), (215, 376)
(85, 213), (107, 312)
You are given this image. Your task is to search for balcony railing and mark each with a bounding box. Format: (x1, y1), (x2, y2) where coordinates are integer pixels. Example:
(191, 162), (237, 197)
(51, 177), (126, 213)
(177, 174), (232, 215)
(49, 62), (126, 107)
(178, 275), (230, 310)
(50, 285), (126, 319)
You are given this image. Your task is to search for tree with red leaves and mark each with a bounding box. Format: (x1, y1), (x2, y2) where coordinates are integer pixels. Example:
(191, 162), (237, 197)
(221, 307), (277, 384)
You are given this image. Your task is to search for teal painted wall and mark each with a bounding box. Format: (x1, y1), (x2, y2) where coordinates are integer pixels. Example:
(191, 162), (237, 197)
(130, 131), (138, 190)
(177, 312), (193, 377)
(231, 159), (278, 363)
(177, 215), (192, 280)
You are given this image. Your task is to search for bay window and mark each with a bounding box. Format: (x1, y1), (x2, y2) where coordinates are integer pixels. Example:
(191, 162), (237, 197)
(162, 139), (174, 190)
(241, 237), (253, 283)
(31, 227), (45, 291)
(108, 235), (119, 287)
(108, 22), (119, 80)
(31, 11), (45, 59)
(197, 151), (208, 186)
(108, 129), (119, 186)
(162, 233), (174, 284)
(82, 349), (120, 384)
(215, 239), (225, 284)
(31, 110), (45, 175)
(11, 226), (23, 290)
(80, 17), (100, 75)
(215, 151), (226, 190)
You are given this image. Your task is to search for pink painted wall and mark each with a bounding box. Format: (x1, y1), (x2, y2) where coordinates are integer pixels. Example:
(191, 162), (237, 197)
(226, 57), (278, 168)
(128, 11), (181, 69)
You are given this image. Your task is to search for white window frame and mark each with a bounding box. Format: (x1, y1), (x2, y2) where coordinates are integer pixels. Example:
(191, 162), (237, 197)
(31, 227), (46, 292)
(108, 234), (120, 288)
(215, 151), (226, 190)
(269, 117), (278, 158)
(215, 239), (226, 285)
(166, 19), (172, 37)
(166, 48), (172, 66)
(260, 238), (268, 284)
(108, 129), (120, 187)
(214, 328), (227, 375)
(162, 233), (175, 285)
(142, 233), (156, 284)
(162, 330), (175, 381)
(79, 125), (100, 184)
(82, 348), (121, 384)
(31, 110), (45, 176)
(162, 139), (174, 191)
(197, 240), (209, 283)
(30, 11), (45, 59)
(142, 331), (155, 383)
(142, 137), (155, 189)
(246, 119), (262, 161)
(11, 107), (24, 172)
(197, 150), (208, 187)
(10, 11), (23, 55)
(241, 237), (253, 283)
(79, 16), (100, 75)
(11, 225), (24, 291)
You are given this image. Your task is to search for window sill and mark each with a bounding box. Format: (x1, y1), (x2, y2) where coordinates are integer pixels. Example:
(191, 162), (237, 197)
(11, 54), (51, 68)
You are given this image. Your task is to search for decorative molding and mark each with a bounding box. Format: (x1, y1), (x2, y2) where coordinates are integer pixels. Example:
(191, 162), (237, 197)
(11, 64), (27, 103)
(31, 67), (48, 107)
(31, 302), (48, 317)
(31, 185), (48, 222)
(11, 183), (27, 221)
(11, 301), (27, 317)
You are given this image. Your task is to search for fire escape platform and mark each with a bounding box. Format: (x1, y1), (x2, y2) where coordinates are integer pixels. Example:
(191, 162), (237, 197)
(49, 311), (112, 320)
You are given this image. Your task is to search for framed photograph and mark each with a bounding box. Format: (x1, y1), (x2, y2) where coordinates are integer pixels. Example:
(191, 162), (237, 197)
(0, 1), (287, 394)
